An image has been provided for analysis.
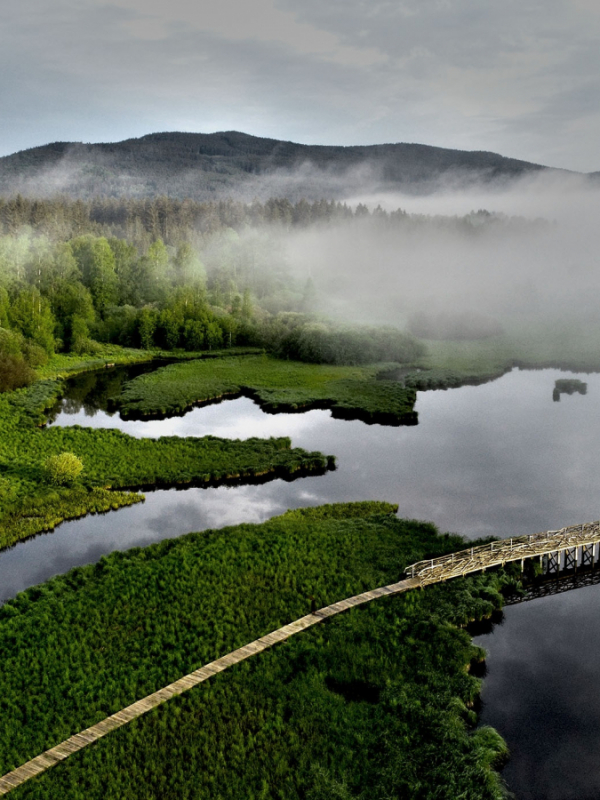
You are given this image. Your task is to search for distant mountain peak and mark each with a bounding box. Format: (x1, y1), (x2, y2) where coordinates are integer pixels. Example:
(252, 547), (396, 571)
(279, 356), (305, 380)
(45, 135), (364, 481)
(0, 131), (573, 201)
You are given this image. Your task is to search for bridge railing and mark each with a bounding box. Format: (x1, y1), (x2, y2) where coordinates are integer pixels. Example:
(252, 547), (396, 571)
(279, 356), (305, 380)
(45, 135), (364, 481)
(405, 521), (600, 585)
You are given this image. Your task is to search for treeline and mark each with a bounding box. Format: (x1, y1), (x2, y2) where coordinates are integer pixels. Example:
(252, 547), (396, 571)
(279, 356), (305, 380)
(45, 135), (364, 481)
(0, 222), (425, 391)
(0, 194), (537, 246)
(0, 228), (272, 390)
(275, 319), (425, 365)
(0, 195), (381, 243)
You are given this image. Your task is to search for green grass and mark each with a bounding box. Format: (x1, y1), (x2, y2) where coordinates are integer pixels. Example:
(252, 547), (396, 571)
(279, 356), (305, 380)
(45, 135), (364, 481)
(0, 487), (144, 548)
(118, 354), (419, 424)
(0, 502), (511, 799)
(402, 318), (600, 391)
(35, 345), (264, 382)
(34, 346), (155, 381)
(0, 368), (333, 550)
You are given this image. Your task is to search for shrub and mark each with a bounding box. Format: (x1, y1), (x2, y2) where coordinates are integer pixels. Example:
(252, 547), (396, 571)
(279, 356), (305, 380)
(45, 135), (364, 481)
(44, 452), (84, 485)
(0, 352), (35, 392)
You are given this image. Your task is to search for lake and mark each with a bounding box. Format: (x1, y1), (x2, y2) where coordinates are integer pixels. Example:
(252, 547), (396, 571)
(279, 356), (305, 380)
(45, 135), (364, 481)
(4, 363), (600, 798)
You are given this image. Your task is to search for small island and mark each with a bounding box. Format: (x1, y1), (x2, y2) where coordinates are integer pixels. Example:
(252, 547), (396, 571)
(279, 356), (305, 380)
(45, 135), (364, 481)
(553, 378), (588, 402)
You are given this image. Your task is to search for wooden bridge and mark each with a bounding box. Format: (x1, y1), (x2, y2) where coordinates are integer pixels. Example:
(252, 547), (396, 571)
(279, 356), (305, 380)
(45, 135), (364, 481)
(2, 519), (600, 795)
(405, 521), (600, 585)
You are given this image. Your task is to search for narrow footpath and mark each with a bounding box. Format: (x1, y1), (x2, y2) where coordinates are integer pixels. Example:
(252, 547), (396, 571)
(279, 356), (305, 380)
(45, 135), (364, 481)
(0, 577), (420, 796)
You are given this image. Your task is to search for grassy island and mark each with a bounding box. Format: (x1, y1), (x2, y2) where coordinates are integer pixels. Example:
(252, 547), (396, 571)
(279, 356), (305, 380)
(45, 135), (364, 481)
(0, 502), (511, 799)
(117, 354), (419, 424)
(0, 357), (334, 550)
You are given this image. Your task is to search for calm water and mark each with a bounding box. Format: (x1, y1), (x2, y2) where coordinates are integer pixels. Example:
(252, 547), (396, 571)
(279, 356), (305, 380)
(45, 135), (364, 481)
(474, 584), (600, 800)
(4, 364), (600, 798)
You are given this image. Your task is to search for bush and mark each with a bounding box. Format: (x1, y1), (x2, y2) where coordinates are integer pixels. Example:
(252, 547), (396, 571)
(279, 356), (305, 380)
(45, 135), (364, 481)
(44, 452), (84, 485)
(0, 352), (35, 392)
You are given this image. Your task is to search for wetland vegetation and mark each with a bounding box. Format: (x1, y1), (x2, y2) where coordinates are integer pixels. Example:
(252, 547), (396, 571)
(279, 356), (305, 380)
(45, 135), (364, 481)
(0, 366), (333, 550)
(2, 190), (600, 798)
(0, 502), (512, 800)
(117, 354), (418, 424)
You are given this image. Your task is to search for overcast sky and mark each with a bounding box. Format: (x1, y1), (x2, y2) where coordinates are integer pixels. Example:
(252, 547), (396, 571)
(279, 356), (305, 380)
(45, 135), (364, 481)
(1, 0), (599, 171)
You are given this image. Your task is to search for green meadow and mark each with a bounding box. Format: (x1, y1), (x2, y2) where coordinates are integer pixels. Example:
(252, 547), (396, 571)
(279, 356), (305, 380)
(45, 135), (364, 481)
(117, 354), (419, 424)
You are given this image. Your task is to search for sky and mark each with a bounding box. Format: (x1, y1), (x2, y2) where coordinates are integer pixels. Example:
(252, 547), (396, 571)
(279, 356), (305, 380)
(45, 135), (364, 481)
(1, 0), (599, 172)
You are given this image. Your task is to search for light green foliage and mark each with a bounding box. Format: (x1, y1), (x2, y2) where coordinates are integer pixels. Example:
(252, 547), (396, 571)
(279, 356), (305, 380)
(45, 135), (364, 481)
(69, 236), (119, 316)
(44, 452), (84, 485)
(0, 232), (33, 288)
(0, 505), (509, 799)
(107, 238), (139, 306)
(33, 347), (154, 381)
(173, 242), (206, 286)
(118, 354), (418, 424)
(9, 288), (56, 354)
(136, 307), (157, 350)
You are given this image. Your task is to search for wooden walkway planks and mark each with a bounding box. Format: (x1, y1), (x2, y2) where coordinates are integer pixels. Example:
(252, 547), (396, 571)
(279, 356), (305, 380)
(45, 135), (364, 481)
(406, 521), (600, 585)
(0, 577), (420, 796)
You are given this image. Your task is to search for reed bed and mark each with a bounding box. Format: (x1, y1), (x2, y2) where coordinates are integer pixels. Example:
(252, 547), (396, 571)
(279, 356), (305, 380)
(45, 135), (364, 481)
(0, 502), (511, 800)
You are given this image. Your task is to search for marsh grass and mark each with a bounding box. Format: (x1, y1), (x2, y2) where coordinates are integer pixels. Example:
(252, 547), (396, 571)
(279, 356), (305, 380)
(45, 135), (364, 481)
(117, 355), (419, 424)
(0, 358), (334, 550)
(0, 503), (512, 800)
(408, 318), (600, 390)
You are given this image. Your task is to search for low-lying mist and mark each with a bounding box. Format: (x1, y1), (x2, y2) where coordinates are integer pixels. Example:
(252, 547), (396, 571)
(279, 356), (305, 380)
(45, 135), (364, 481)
(278, 172), (600, 331)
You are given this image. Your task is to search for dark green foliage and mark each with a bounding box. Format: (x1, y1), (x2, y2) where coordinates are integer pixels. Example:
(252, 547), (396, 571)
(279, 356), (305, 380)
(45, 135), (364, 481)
(0, 352), (35, 391)
(0, 505), (509, 799)
(277, 321), (426, 365)
(0, 328), (49, 391)
(553, 378), (587, 401)
(0, 131), (545, 202)
(117, 355), (418, 424)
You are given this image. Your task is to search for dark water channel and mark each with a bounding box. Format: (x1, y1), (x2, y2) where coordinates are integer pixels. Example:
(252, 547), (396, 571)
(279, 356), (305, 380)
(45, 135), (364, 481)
(4, 364), (600, 798)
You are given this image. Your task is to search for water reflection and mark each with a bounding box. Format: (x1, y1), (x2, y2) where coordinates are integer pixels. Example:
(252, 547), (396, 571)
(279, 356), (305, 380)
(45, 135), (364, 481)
(475, 581), (600, 800)
(42, 366), (600, 549)
(45, 360), (171, 423)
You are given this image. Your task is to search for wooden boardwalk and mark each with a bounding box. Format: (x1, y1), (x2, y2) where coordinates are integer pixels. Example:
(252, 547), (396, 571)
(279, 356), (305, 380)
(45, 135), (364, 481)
(0, 577), (420, 796)
(5, 520), (600, 795)
(406, 521), (600, 585)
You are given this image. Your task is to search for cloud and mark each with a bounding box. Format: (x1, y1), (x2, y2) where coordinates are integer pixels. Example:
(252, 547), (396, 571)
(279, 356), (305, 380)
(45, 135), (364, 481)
(0, 0), (599, 171)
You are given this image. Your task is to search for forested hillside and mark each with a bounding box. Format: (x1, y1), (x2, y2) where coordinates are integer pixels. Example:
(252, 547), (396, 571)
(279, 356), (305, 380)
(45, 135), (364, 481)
(0, 131), (552, 200)
(2, 193), (538, 394)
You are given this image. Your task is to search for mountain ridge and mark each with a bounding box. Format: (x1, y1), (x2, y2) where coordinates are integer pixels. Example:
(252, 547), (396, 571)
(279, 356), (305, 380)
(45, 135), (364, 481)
(0, 130), (577, 201)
